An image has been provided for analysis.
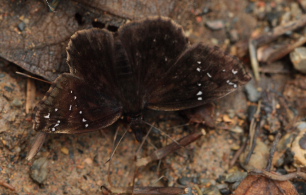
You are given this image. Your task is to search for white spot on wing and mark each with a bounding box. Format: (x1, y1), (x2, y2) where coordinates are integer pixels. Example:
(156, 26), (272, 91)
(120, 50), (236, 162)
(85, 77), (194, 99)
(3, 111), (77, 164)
(197, 83), (202, 86)
(165, 57), (168, 62)
(232, 69), (238, 74)
(196, 67), (201, 72)
(74, 96), (77, 100)
(54, 123), (59, 127)
(55, 108), (58, 112)
(198, 97), (203, 101)
(79, 111), (82, 114)
(207, 72), (212, 78)
(70, 90), (73, 93)
(85, 124), (89, 128)
(226, 80), (237, 88)
(82, 118), (87, 122)
(69, 105), (72, 111)
(197, 61), (201, 64)
(51, 127), (56, 131)
(197, 91), (203, 96)
(44, 113), (50, 119)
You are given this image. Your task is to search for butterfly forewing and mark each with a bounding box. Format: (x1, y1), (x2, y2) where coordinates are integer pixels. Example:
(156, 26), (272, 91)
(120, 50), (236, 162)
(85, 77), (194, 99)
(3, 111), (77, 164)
(116, 17), (189, 113)
(147, 43), (251, 111)
(34, 73), (123, 134)
(66, 29), (121, 97)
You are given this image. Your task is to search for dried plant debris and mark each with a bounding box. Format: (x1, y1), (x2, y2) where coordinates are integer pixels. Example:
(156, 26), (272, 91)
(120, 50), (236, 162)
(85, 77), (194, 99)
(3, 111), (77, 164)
(0, 0), (197, 81)
(233, 174), (299, 195)
(246, 1), (306, 80)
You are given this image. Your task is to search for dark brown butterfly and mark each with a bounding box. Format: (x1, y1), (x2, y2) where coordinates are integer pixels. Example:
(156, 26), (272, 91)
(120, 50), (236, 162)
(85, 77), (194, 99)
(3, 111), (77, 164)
(28, 16), (251, 160)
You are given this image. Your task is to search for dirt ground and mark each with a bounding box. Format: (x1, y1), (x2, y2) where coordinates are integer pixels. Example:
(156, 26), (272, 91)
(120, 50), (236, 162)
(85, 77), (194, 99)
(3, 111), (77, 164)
(1, 0), (306, 194)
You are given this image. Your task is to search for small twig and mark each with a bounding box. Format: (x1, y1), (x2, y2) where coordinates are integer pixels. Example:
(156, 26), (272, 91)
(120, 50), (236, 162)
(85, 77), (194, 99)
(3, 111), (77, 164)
(194, 185), (203, 195)
(249, 40), (260, 81)
(27, 132), (47, 160)
(296, 0), (306, 13)
(136, 131), (203, 167)
(245, 101), (261, 165)
(0, 180), (15, 191)
(249, 14), (306, 80)
(266, 132), (282, 172)
(230, 140), (247, 167)
(105, 186), (189, 195)
(250, 168), (306, 181)
(16, 71), (52, 84)
(262, 36), (306, 63)
(253, 14), (306, 47)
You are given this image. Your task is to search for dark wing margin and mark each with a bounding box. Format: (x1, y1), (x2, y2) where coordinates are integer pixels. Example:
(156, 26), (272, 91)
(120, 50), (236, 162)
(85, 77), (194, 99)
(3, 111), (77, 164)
(147, 44), (251, 111)
(34, 73), (123, 134)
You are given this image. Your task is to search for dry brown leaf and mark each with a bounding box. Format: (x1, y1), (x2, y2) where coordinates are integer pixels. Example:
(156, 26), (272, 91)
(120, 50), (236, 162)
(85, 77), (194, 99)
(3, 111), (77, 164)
(233, 174), (299, 195)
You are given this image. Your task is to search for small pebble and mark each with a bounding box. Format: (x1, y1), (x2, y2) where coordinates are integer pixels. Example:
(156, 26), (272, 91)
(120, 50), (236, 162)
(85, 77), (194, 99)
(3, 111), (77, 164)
(30, 157), (48, 184)
(244, 81), (261, 102)
(290, 47), (306, 73)
(61, 147), (69, 155)
(84, 157), (93, 166)
(299, 133), (306, 149)
(18, 22), (26, 31)
(205, 20), (224, 31)
(228, 29), (239, 43)
(11, 98), (23, 107)
(4, 86), (14, 92)
(225, 171), (247, 183)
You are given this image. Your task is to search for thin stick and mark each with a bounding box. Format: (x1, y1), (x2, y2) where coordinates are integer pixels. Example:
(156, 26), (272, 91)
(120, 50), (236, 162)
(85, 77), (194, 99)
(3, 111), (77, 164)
(26, 132), (47, 160)
(136, 131), (203, 167)
(0, 180), (15, 191)
(245, 101), (261, 165)
(104, 186), (189, 195)
(250, 168), (306, 181)
(266, 132), (281, 172)
(249, 39), (260, 81)
(16, 72), (52, 84)
(230, 140), (247, 167)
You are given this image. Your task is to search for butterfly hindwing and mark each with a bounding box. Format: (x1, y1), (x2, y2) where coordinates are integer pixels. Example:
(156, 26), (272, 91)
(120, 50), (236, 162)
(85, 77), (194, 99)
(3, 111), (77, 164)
(34, 73), (123, 134)
(147, 43), (251, 111)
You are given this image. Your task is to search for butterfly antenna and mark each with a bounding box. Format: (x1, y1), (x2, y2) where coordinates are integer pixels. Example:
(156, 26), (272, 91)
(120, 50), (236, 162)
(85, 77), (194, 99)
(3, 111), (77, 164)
(26, 132), (47, 160)
(128, 125), (155, 195)
(16, 72), (52, 84)
(141, 120), (185, 149)
(135, 124), (154, 155)
(105, 128), (128, 164)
